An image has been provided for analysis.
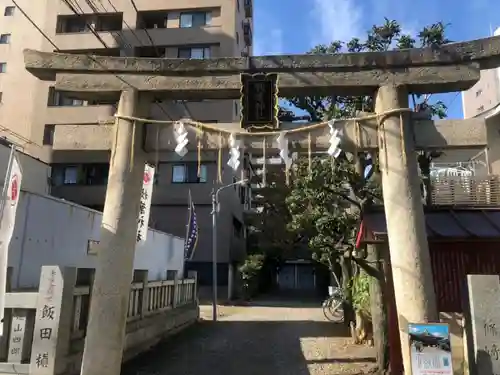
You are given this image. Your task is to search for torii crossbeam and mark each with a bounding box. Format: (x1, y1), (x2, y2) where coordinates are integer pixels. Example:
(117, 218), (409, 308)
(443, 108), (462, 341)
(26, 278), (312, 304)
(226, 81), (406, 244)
(22, 35), (500, 375)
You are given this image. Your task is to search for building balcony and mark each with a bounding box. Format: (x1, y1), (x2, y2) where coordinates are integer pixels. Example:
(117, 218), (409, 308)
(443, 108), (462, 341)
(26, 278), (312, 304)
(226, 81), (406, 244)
(49, 101), (236, 151)
(51, 185), (107, 207)
(51, 179), (214, 206)
(244, 0), (253, 18)
(45, 105), (116, 125)
(131, 0), (224, 12)
(54, 31), (121, 51)
(242, 20), (252, 47)
(52, 124), (114, 151)
(130, 26), (224, 50)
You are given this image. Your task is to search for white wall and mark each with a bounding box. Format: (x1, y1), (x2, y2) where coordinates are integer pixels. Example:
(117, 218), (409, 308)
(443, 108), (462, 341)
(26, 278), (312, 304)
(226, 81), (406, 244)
(8, 190), (185, 289)
(0, 143), (51, 195)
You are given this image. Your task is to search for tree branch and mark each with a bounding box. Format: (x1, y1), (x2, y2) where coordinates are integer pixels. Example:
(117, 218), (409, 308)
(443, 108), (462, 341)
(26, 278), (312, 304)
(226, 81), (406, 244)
(323, 186), (362, 209)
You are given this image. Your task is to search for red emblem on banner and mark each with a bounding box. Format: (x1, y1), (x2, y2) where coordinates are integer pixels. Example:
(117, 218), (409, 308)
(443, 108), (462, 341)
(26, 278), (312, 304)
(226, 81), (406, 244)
(143, 171), (151, 184)
(10, 175), (18, 205)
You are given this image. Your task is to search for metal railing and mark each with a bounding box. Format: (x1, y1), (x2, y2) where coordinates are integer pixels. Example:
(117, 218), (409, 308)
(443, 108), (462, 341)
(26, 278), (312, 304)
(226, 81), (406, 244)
(430, 175), (500, 206)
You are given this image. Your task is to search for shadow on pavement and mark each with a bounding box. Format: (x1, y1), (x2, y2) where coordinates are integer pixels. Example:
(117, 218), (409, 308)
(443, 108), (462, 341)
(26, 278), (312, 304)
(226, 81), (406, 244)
(121, 320), (375, 375)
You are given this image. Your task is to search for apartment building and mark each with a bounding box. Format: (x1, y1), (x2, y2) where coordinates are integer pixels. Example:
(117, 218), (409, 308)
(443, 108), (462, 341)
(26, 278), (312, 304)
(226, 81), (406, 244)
(0, 0), (254, 286)
(461, 27), (500, 118)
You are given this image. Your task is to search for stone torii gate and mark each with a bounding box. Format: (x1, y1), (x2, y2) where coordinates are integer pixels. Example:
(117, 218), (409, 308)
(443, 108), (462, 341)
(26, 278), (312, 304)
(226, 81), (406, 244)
(23, 35), (500, 375)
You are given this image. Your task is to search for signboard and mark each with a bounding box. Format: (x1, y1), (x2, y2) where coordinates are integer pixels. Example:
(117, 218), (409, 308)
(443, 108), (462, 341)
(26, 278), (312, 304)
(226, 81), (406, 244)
(136, 164), (155, 243)
(409, 323), (453, 375)
(240, 73), (279, 130)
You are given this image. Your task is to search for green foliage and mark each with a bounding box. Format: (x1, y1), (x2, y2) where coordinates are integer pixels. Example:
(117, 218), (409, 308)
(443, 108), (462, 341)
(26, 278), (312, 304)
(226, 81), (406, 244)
(285, 18), (452, 121)
(351, 271), (371, 316)
(253, 19), (452, 299)
(286, 156), (368, 269)
(239, 254), (265, 294)
(283, 18), (452, 267)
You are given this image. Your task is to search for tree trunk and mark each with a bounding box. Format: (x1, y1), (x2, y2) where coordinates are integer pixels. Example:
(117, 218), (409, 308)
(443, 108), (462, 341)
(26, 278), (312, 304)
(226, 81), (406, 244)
(340, 256), (355, 332)
(367, 244), (390, 374)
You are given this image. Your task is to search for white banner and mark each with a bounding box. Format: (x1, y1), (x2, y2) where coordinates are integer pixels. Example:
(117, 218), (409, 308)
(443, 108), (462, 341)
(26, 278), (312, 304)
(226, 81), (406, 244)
(0, 149), (22, 334)
(136, 164), (155, 244)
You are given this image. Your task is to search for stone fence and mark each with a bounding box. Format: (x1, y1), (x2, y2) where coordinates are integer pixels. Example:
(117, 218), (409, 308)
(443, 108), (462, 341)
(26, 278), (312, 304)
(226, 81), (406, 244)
(0, 266), (199, 375)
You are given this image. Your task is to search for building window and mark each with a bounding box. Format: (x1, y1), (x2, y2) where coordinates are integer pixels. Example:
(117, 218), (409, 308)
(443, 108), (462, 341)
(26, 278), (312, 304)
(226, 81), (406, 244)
(51, 164), (109, 186)
(4, 6), (14, 16)
(52, 166), (79, 185)
(236, 32), (239, 45)
(178, 46), (211, 59)
(476, 89), (482, 97)
(0, 34), (11, 44)
(0, 92), (3, 103)
(0, 63), (6, 73)
(43, 125), (55, 145)
(237, 0), (240, 11)
(48, 87), (84, 106)
(56, 15), (89, 33)
(172, 163), (208, 183)
(179, 12), (212, 28)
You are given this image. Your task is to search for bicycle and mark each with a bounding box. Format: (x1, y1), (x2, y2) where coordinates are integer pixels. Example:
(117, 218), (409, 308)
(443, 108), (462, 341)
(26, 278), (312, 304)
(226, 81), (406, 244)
(322, 285), (345, 322)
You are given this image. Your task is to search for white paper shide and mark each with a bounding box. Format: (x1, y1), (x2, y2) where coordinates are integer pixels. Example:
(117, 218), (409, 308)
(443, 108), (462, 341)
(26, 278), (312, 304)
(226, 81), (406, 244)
(136, 164), (155, 243)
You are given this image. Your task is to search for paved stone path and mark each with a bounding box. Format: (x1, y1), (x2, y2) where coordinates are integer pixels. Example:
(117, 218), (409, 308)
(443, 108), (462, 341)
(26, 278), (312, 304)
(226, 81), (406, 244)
(122, 299), (376, 375)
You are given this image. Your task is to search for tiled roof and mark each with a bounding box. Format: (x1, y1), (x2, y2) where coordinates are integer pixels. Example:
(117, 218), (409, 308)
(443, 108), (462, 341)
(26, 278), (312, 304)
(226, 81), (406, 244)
(362, 208), (500, 241)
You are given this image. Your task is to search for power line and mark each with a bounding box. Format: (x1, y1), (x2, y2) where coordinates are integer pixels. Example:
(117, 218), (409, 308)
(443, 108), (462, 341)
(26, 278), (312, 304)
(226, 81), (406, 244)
(128, 0), (160, 57)
(126, 0), (194, 119)
(81, 0), (134, 50)
(12, 0), (173, 120)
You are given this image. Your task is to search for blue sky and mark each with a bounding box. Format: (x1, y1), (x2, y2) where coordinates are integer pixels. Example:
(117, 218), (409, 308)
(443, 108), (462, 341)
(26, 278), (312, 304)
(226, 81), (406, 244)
(252, 0), (500, 119)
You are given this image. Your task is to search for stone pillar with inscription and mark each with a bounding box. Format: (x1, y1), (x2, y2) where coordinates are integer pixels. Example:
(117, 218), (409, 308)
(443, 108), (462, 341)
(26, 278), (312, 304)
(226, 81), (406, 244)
(464, 274), (500, 375)
(8, 309), (34, 363)
(29, 266), (77, 375)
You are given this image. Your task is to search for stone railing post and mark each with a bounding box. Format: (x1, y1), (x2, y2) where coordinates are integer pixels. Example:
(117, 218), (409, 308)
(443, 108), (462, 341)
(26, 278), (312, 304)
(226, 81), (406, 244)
(188, 271), (198, 304)
(137, 270), (149, 318)
(375, 84), (438, 375)
(30, 266), (77, 375)
(172, 271), (179, 308)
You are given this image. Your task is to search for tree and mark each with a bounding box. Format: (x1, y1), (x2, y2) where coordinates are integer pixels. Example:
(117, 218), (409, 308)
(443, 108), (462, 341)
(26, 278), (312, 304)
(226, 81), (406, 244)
(281, 19), (452, 374)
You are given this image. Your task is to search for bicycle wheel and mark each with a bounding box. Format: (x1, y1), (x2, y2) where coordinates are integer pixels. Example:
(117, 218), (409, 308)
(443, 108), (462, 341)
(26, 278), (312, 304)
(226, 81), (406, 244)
(323, 297), (344, 322)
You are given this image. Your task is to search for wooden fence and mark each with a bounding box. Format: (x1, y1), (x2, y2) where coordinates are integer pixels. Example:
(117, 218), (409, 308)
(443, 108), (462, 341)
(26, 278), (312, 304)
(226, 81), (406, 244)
(0, 266), (198, 375)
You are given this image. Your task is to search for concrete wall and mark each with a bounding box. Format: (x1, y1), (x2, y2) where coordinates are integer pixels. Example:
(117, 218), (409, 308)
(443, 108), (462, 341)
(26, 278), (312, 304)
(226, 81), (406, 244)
(8, 190), (185, 289)
(50, 149), (249, 265)
(0, 143), (51, 195)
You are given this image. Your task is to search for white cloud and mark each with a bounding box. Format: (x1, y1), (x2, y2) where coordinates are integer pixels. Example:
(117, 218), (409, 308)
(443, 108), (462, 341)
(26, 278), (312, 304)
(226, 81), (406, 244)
(310, 0), (364, 46)
(254, 28), (284, 56)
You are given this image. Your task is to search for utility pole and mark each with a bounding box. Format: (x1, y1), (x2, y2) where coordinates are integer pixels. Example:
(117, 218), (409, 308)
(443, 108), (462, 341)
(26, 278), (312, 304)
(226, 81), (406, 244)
(211, 189), (218, 321)
(375, 85), (438, 374)
(211, 179), (247, 321)
(80, 89), (148, 375)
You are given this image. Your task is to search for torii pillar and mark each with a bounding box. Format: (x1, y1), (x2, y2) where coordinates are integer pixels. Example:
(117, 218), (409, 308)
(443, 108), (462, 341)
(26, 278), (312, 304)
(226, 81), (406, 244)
(80, 89), (148, 375)
(375, 85), (438, 372)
